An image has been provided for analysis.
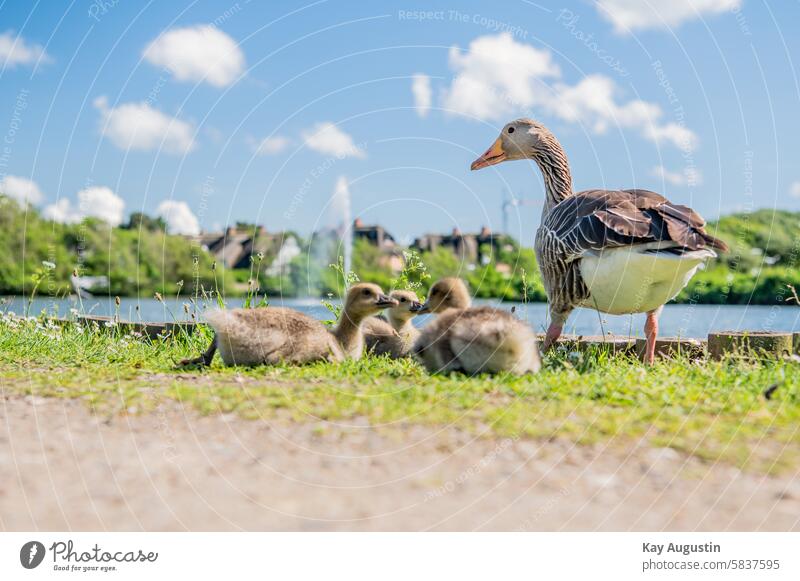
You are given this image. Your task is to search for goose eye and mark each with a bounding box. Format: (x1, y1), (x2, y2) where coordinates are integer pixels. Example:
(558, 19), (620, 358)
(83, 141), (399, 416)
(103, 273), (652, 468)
(507, 127), (515, 134)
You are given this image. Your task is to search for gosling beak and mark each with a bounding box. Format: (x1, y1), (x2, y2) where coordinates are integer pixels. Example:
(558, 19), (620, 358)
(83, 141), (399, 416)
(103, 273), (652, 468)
(409, 301), (424, 313)
(376, 294), (399, 308)
(410, 301), (430, 314)
(470, 136), (506, 170)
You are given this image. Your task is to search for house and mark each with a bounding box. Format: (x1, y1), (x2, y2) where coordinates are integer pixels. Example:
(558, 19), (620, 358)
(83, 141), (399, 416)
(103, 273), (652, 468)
(192, 226), (300, 273)
(353, 218), (397, 250)
(412, 226), (503, 265)
(411, 226), (516, 272)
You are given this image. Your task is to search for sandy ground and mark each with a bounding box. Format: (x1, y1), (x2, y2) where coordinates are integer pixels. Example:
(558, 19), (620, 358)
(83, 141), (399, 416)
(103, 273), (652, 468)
(1, 394), (798, 531)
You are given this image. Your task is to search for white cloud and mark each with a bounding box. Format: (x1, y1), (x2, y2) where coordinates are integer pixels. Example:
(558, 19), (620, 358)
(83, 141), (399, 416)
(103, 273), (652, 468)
(443, 32), (559, 120)
(549, 75), (698, 150)
(302, 122), (365, 159)
(0, 31), (49, 68)
(157, 200), (200, 235)
(442, 33), (697, 151)
(43, 199), (81, 224)
(78, 186), (126, 226)
(252, 135), (290, 156)
(43, 186), (125, 226)
(412, 74), (432, 117)
(645, 122), (698, 150)
(94, 96), (195, 154)
(650, 165), (700, 186)
(790, 182), (800, 198)
(596, 0), (740, 33)
(143, 25), (245, 87)
(0, 175), (44, 205)
(651, 164), (703, 187)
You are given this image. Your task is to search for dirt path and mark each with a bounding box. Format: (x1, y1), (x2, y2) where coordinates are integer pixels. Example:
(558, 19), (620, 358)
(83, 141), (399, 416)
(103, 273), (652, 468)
(1, 395), (798, 531)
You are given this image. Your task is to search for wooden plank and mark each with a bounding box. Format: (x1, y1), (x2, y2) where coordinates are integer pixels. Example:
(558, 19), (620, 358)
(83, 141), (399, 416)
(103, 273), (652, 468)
(47, 315), (196, 339)
(634, 337), (706, 360)
(708, 331), (792, 360)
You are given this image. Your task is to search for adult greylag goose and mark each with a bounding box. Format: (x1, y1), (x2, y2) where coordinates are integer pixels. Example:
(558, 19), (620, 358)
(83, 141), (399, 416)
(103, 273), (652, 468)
(471, 119), (728, 364)
(362, 289), (423, 358)
(411, 278), (541, 375)
(179, 283), (398, 367)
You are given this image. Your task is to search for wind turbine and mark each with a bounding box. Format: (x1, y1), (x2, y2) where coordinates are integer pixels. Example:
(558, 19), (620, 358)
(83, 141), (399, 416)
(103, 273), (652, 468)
(501, 188), (540, 237)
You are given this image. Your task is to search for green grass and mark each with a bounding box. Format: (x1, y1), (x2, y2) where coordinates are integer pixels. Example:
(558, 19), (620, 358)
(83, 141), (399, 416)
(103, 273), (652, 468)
(1, 312), (798, 474)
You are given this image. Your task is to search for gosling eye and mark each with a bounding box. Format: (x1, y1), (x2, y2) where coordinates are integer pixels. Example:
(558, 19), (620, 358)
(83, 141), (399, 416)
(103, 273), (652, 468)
(362, 289), (370, 296)
(507, 126), (515, 134)
(400, 297), (407, 303)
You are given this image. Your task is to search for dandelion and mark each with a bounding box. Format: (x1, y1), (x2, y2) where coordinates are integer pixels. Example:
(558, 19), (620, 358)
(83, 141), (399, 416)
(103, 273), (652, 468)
(41, 261), (56, 270)
(211, 262), (217, 272)
(154, 292), (164, 303)
(115, 296), (121, 307)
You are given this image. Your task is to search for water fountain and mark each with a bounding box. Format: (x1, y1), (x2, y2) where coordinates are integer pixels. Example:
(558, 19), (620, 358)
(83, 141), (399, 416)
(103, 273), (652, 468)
(307, 176), (353, 296)
(330, 176), (352, 283)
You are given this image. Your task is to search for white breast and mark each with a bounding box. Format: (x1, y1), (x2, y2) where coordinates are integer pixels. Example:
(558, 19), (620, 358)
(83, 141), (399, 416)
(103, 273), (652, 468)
(578, 243), (715, 315)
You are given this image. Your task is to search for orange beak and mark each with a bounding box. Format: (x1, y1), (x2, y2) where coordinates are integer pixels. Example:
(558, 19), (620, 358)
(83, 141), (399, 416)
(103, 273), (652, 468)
(470, 137), (506, 170)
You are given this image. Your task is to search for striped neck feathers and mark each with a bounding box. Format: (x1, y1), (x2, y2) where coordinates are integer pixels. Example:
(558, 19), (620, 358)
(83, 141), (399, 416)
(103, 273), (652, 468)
(531, 137), (573, 211)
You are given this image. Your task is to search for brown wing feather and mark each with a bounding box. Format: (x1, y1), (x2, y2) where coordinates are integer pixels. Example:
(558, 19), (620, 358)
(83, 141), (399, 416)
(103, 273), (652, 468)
(544, 189), (728, 258)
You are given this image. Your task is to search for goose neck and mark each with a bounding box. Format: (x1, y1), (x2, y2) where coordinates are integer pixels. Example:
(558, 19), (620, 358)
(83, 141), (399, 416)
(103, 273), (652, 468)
(532, 143), (573, 212)
(333, 311), (365, 357)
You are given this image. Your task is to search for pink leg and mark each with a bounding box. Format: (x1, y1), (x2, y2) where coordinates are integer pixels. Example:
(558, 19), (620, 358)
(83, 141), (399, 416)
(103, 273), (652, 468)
(542, 323), (563, 351)
(644, 309), (660, 365)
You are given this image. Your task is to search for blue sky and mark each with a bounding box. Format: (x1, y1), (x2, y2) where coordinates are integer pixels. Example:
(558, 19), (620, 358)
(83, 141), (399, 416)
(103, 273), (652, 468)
(1, 0), (798, 244)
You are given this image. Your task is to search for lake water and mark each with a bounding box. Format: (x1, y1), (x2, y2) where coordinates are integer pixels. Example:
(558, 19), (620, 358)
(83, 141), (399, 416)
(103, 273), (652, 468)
(5, 295), (799, 339)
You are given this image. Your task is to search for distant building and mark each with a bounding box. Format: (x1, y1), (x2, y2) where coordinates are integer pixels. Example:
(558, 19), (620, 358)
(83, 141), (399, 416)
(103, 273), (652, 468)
(192, 226), (300, 273)
(411, 226), (511, 267)
(352, 218), (397, 250)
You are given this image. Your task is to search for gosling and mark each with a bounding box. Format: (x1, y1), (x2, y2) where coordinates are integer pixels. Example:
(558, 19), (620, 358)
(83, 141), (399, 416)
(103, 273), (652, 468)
(362, 290), (423, 358)
(411, 278), (541, 375)
(179, 283), (398, 367)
